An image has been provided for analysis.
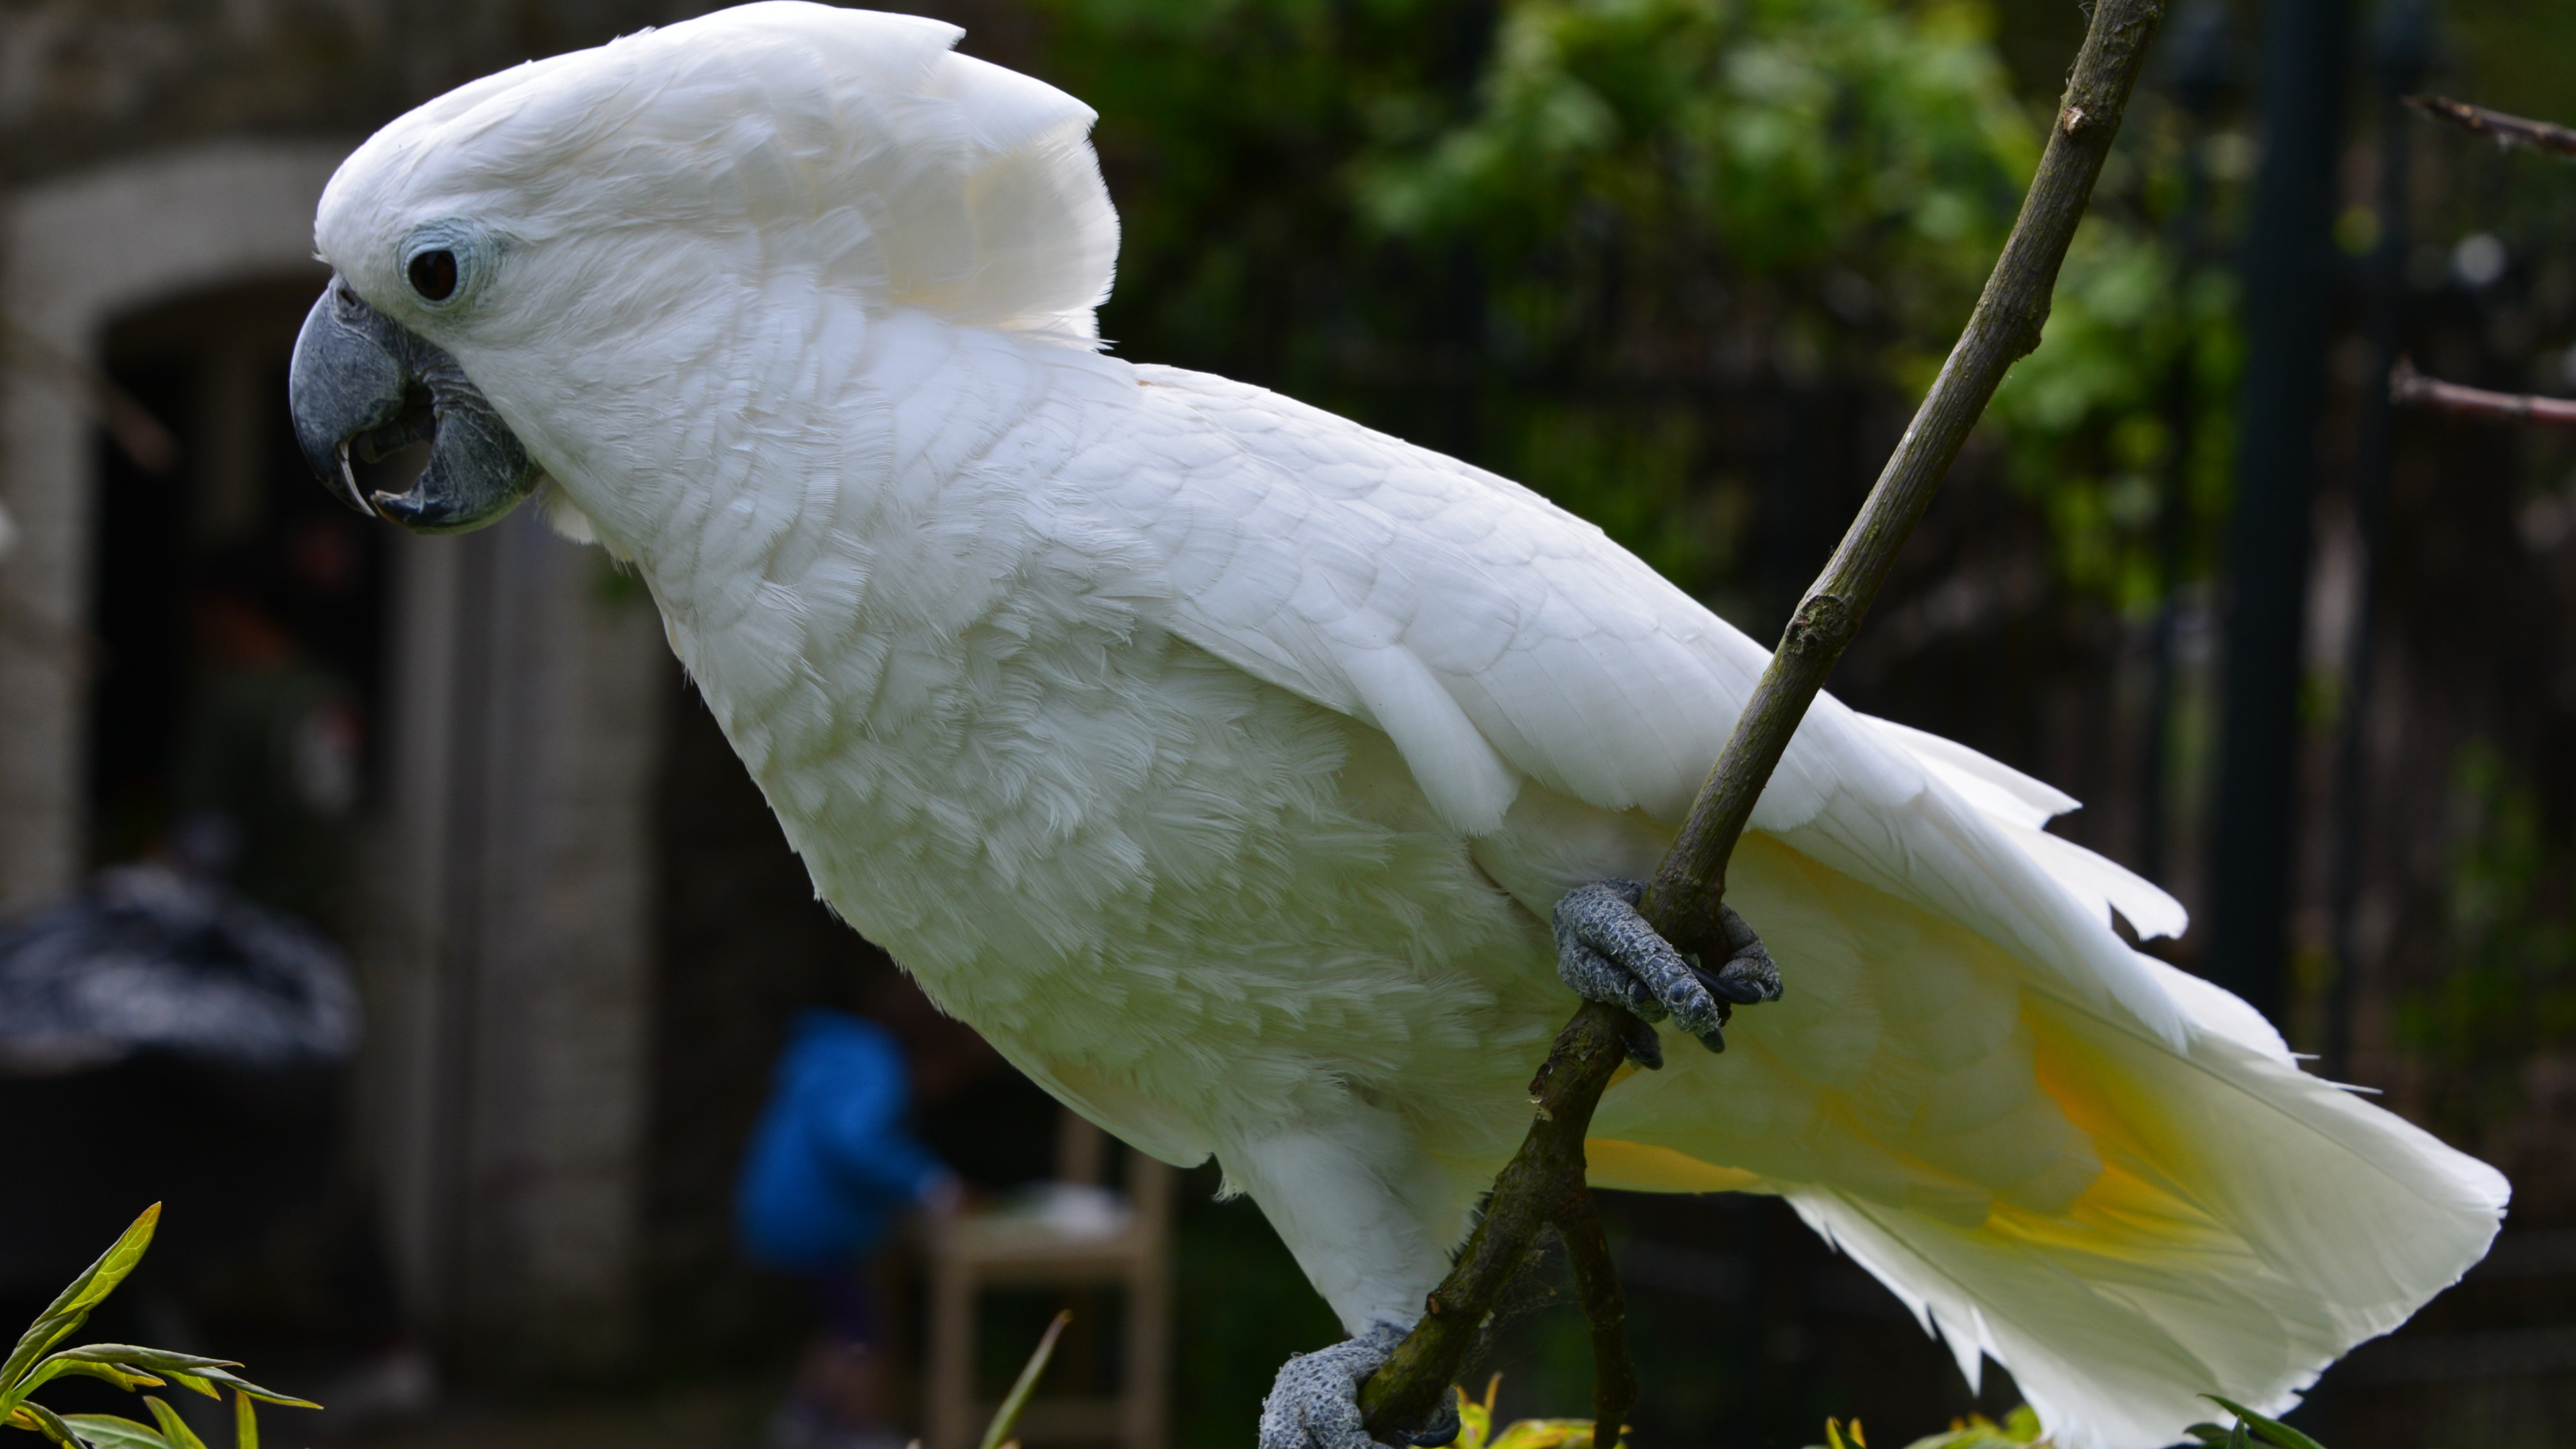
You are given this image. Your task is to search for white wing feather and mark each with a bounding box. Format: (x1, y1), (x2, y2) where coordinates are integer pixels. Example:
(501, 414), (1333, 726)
(1097, 366), (2190, 1034)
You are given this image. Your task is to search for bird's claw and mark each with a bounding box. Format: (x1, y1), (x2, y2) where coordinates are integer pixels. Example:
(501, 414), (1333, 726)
(1552, 879), (1782, 1061)
(1258, 1323), (1454, 1449)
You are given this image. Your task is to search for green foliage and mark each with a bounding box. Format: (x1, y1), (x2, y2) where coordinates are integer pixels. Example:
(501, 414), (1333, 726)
(2398, 742), (2576, 1134)
(2186, 1395), (2329, 1449)
(980, 1309), (1070, 1449)
(0, 1207), (317, 1449)
(1038, 0), (2237, 612)
(1350, 0), (2035, 350)
(1896, 1405), (2047, 1449)
(1450, 1374), (1622, 1449)
(1809, 1403), (2046, 1449)
(1986, 217), (2239, 616)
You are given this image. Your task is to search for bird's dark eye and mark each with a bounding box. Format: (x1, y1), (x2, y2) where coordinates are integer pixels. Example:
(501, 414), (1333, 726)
(408, 249), (458, 301)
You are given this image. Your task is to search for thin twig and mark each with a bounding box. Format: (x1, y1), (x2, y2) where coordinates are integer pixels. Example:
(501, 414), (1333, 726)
(1355, 0), (2167, 1440)
(2404, 95), (2576, 160)
(2390, 358), (2576, 429)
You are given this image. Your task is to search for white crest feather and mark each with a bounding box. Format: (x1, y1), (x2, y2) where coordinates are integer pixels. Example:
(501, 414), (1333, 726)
(317, 2), (1118, 339)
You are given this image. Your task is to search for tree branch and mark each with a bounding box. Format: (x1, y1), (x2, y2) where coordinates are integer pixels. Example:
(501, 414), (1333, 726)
(2404, 95), (2576, 160)
(1355, 1), (2166, 1442)
(2390, 358), (2576, 429)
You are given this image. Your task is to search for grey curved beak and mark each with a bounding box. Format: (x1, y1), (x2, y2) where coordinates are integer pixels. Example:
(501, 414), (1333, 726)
(288, 279), (543, 535)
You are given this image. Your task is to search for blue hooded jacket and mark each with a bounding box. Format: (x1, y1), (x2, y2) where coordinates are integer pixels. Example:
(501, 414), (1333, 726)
(735, 1009), (947, 1271)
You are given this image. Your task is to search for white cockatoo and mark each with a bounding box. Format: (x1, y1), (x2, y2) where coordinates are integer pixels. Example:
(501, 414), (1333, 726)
(286, 7), (2505, 1446)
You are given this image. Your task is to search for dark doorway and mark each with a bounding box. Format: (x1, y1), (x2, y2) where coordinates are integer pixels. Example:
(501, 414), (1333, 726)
(0, 274), (407, 1401)
(86, 275), (388, 926)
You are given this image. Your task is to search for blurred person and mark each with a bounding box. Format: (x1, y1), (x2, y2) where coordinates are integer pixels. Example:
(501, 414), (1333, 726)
(738, 1004), (965, 1449)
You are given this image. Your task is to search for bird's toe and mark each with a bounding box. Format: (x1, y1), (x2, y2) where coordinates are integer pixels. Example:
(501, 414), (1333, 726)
(1552, 880), (1778, 1056)
(1697, 904), (1784, 1005)
(1258, 1324), (1441, 1449)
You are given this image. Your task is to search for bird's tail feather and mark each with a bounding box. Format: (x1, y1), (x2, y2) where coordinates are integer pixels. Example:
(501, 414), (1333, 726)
(1763, 1000), (2503, 1449)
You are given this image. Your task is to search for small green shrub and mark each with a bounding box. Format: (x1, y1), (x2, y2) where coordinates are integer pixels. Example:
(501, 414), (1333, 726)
(0, 1205), (317, 1449)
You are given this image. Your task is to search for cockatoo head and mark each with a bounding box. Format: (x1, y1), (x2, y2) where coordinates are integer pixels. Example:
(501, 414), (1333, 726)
(289, 1), (1118, 535)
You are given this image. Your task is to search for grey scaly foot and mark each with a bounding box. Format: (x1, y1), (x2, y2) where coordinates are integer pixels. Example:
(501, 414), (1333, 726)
(1552, 879), (1783, 1064)
(1256, 1322), (1459, 1449)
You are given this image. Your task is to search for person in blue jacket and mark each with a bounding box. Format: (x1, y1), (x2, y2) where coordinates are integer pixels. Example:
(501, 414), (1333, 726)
(738, 1007), (961, 1449)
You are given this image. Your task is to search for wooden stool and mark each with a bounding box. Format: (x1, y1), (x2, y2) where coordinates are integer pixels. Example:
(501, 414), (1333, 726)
(922, 1112), (1173, 1449)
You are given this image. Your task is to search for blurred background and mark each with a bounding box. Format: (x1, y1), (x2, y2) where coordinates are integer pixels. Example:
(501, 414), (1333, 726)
(0, 0), (2571, 1446)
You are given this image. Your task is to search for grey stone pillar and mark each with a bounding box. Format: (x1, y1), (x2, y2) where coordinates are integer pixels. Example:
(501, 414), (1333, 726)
(365, 515), (669, 1375)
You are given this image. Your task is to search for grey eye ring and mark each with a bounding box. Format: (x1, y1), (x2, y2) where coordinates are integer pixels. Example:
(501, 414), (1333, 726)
(396, 220), (498, 310)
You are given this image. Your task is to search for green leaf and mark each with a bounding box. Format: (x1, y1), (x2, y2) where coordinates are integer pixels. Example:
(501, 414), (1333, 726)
(137, 1401), (205, 1449)
(2183, 1425), (2231, 1445)
(1484, 1419), (1604, 1449)
(0, 1208), (162, 1409)
(18, 1360), (166, 1397)
(229, 1393), (254, 1449)
(183, 1373), (313, 1412)
(1455, 1382), (1493, 1449)
(46, 1351), (234, 1375)
(54, 1416), (172, 1449)
(978, 1310), (1069, 1449)
(2202, 1397), (2327, 1449)
(34, 1354), (309, 1411)
(13, 1401), (85, 1447)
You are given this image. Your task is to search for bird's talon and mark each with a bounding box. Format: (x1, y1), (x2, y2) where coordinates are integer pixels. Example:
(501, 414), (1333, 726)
(1713, 904), (1784, 1003)
(1258, 1323), (1415, 1449)
(1554, 880), (1782, 1059)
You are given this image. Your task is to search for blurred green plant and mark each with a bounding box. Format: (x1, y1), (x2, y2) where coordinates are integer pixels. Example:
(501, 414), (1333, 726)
(977, 1308), (1071, 1449)
(1041, 0), (2239, 614)
(0, 1205), (317, 1449)
(2186, 1394), (2329, 1449)
(2398, 742), (2576, 1135)
(1348, 0), (2038, 356)
(1450, 1373), (1623, 1449)
(1984, 217), (2240, 616)
(1811, 1403), (2046, 1449)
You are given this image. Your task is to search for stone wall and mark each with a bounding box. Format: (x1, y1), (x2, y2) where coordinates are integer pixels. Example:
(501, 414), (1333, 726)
(0, 0), (1046, 1383)
(0, 0), (696, 1381)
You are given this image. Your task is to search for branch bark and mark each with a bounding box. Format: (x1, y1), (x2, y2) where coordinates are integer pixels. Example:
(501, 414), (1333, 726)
(2390, 358), (2576, 429)
(2404, 95), (2576, 160)
(1355, 1), (2167, 1442)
